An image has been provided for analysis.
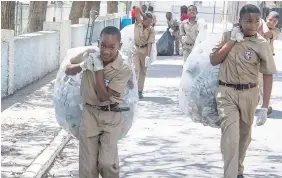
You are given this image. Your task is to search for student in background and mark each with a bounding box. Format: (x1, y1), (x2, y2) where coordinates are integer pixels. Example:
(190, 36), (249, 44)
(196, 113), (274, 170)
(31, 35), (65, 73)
(180, 5), (199, 65)
(131, 6), (136, 24)
(166, 12), (180, 55)
(148, 6), (157, 27)
(141, 4), (147, 13)
(180, 5), (189, 21)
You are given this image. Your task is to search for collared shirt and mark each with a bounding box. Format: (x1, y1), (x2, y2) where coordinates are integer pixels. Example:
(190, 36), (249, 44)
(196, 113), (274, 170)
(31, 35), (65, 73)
(80, 53), (132, 105)
(210, 31), (277, 84)
(180, 18), (199, 48)
(134, 13), (156, 46)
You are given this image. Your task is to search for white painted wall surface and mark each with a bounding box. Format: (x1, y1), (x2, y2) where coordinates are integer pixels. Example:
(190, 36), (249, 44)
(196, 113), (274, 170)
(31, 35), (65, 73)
(71, 24), (88, 48)
(1, 42), (9, 97)
(13, 31), (60, 91)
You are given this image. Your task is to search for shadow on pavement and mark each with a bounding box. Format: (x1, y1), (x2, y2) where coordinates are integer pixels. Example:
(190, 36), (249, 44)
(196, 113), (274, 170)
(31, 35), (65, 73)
(273, 71), (282, 82)
(140, 96), (174, 105)
(1, 70), (57, 112)
(268, 110), (282, 120)
(147, 64), (182, 78)
(120, 136), (222, 178)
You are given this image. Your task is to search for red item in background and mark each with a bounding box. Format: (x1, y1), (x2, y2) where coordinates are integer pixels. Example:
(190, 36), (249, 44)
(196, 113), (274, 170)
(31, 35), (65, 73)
(131, 10), (136, 18)
(181, 14), (189, 21)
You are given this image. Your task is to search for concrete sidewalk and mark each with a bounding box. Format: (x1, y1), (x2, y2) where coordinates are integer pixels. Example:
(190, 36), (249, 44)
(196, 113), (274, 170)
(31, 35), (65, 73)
(1, 71), (70, 178)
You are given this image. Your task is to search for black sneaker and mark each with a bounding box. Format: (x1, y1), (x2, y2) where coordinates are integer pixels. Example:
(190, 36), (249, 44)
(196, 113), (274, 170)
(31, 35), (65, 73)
(267, 106), (273, 115)
(238, 175), (244, 178)
(138, 92), (143, 99)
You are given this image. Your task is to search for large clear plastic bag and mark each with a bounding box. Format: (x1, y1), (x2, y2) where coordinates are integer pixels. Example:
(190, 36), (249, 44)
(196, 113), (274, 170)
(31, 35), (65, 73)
(179, 33), (223, 128)
(53, 46), (139, 139)
(120, 24), (157, 65)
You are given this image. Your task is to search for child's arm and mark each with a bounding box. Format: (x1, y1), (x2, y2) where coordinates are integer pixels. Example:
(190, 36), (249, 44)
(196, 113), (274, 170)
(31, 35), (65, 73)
(210, 40), (236, 66)
(258, 40), (277, 108)
(95, 67), (132, 104)
(262, 74), (273, 108)
(95, 71), (120, 102)
(210, 32), (234, 66)
(65, 63), (83, 76)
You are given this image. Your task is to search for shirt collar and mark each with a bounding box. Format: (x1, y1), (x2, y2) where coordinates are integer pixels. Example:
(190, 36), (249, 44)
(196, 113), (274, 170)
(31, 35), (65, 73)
(108, 52), (123, 71)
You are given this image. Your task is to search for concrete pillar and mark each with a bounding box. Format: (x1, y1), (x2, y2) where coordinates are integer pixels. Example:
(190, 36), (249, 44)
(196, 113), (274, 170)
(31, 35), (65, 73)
(43, 20), (71, 63)
(1, 29), (15, 95)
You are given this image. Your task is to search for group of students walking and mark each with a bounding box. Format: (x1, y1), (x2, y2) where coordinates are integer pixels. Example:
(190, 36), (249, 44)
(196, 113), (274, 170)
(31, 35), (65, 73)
(63, 3), (280, 178)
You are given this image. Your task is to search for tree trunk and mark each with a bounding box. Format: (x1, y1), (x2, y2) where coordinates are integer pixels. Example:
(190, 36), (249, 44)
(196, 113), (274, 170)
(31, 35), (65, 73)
(26, 1), (48, 33)
(82, 1), (101, 18)
(69, 1), (85, 24)
(1, 1), (16, 30)
(107, 1), (118, 14)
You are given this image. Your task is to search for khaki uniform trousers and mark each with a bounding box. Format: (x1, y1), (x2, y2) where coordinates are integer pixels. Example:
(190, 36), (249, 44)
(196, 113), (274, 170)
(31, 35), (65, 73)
(216, 86), (259, 178)
(182, 45), (193, 65)
(133, 46), (148, 92)
(79, 104), (122, 178)
(172, 31), (180, 54)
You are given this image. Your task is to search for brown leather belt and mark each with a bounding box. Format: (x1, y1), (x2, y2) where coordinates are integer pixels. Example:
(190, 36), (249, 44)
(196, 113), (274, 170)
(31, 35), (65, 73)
(135, 43), (148, 48)
(86, 103), (130, 112)
(219, 80), (257, 90)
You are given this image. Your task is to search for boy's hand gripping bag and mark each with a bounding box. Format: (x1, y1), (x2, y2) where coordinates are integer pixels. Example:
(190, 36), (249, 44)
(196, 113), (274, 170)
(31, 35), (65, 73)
(53, 45), (139, 139)
(179, 33), (223, 128)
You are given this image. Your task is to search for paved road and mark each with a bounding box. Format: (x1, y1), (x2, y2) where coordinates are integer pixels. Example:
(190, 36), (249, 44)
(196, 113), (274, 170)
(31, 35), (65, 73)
(44, 54), (282, 178)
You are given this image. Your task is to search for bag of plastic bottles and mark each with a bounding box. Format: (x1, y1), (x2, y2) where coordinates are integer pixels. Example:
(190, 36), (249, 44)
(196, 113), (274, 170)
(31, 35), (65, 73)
(53, 45), (139, 139)
(179, 33), (223, 128)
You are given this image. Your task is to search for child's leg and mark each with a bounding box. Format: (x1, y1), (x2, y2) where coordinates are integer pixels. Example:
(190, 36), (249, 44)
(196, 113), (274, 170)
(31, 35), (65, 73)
(98, 112), (123, 178)
(79, 135), (99, 178)
(79, 106), (100, 178)
(98, 133), (120, 178)
(238, 87), (258, 175)
(216, 86), (240, 178)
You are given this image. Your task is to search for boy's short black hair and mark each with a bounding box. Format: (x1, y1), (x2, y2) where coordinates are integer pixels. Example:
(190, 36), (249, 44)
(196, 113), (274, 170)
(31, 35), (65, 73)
(166, 12), (172, 16)
(148, 6), (154, 12)
(133, 6), (135, 9)
(142, 4), (147, 11)
(268, 11), (280, 20)
(143, 12), (153, 20)
(187, 5), (197, 12)
(100, 26), (121, 42)
(239, 4), (261, 18)
(181, 5), (188, 14)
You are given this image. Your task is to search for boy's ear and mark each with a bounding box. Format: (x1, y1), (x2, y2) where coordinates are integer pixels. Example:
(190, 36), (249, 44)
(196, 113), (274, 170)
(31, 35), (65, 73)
(274, 19), (279, 26)
(119, 42), (123, 50)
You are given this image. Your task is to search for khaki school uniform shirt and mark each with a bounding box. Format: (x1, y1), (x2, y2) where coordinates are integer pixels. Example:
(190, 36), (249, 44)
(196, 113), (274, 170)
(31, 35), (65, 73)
(80, 53), (132, 106)
(134, 13), (156, 46)
(180, 18), (199, 48)
(210, 31), (276, 84)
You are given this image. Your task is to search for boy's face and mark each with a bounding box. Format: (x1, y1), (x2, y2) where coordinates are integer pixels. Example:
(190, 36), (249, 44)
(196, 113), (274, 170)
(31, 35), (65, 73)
(166, 13), (172, 20)
(143, 18), (153, 28)
(188, 7), (197, 18)
(239, 13), (261, 36)
(266, 15), (278, 29)
(98, 34), (121, 63)
(142, 6), (147, 13)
